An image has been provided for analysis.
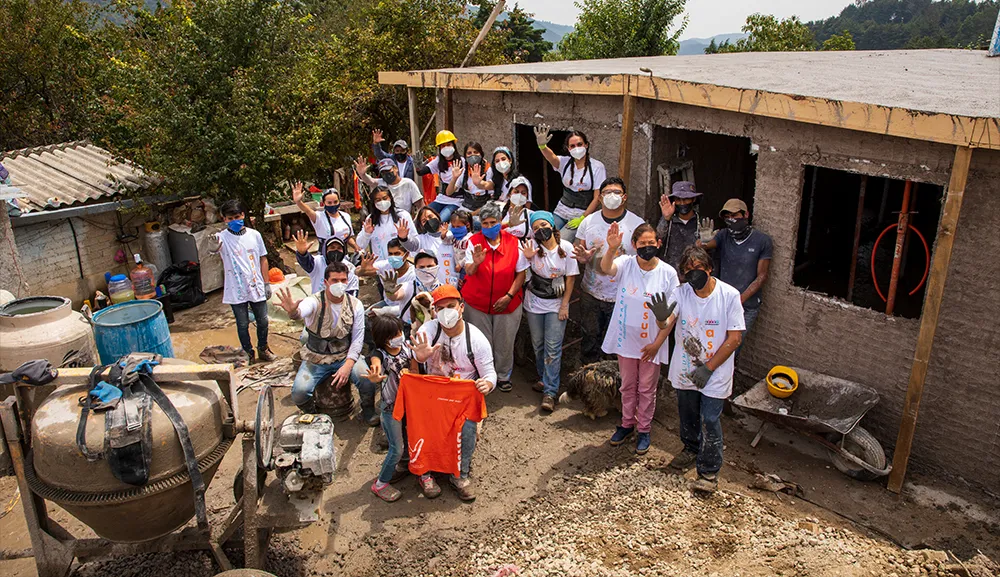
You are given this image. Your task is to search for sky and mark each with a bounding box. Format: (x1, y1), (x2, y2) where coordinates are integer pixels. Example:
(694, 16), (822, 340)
(517, 0), (855, 40)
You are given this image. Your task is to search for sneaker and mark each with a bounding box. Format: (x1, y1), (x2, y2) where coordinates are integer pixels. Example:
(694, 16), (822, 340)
(532, 381), (545, 393)
(371, 480), (401, 502)
(609, 426), (635, 446)
(691, 474), (718, 494)
(390, 462), (410, 483)
(540, 395), (556, 412)
(256, 348), (276, 363)
(667, 450), (698, 472)
(450, 476), (476, 502)
(360, 405), (380, 427)
(636, 432), (651, 455)
(419, 474), (441, 499)
(497, 380), (512, 393)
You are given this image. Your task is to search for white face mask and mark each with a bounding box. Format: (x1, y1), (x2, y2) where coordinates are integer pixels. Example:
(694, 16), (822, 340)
(389, 335), (405, 349)
(602, 193), (623, 210)
(416, 267), (438, 287)
(440, 146), (455, 158)
(510, 193), (527, 207)
(569, 146), (587, 160)
(375, 200), (391, 212)
(437, 307), (460, 329)
(327, 282), (346, 298)
(495, 160), (511, 174)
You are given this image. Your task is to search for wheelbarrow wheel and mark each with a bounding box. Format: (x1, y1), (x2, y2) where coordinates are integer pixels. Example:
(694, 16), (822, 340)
(828, 426), (886, 481)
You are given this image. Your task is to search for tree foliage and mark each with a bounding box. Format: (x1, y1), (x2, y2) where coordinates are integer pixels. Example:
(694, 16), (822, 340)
(822, 30), (857, 50)
(557, 0), (687, 60)
(710, 14), (816, 53)
(472, 1), (553, 63)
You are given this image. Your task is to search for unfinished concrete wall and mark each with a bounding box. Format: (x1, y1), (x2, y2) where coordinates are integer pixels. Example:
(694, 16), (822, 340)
(12, 211), (147, 306)
(0, 208), (29, 298)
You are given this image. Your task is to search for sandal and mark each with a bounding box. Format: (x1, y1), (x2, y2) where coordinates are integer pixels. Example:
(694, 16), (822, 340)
(371, 481), (401, 502)
(419, 474), (441, 499)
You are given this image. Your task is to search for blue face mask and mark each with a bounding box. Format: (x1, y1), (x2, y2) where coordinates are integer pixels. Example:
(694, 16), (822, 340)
(450, 225), (468, 239)
(227, 219), (244, 233)
(482, 223), (501, 240)
(387, 255), (405, 269)
(324, 204), (340, 214)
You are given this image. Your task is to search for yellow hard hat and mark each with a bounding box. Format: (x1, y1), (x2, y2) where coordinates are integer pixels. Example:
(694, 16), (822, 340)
(435, 130), (457, 147)
(766, 365), (799, 399)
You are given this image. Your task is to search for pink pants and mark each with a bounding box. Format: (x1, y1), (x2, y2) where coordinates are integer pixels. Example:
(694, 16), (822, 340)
(619, 356), (660, 433)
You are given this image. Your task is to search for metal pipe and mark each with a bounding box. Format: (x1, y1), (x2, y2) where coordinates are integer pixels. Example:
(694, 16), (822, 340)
(884, 180), (912, 315)
(802, 167), (818, 255)
(847, 175), (867, 302)
(67, 218), (85, 279)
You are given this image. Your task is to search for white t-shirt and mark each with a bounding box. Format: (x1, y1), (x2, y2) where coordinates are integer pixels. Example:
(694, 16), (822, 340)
(417, 233), (458, 286)
(601, 256), (679, 365)
(356, 210), (416, 260)
(297, 294), (366, 362)
(303, 255), (359, 295)
(575, 211), (646, 302)
(501, 207), (532, 239)
(417, 319), (497, 385)
(554, 156), (607, 220)
(217, 228), (268, 305)
(668, 279), (746, 399)
(310, 210), (353, 242)
(453, 165), (489, 200)
(425, 156), (463, 206)
(484, 168), (526, 204)
(524, 240), (580, 315)
(375, 260), (418, 315)
(375, 177), (423, 215)
(463, 238), (531, 274)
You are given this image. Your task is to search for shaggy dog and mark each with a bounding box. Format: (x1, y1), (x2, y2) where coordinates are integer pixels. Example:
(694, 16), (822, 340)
(559, 360), (671, 419)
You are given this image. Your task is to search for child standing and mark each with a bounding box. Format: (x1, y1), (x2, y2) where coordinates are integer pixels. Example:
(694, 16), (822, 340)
(217, 199), (274, 362)
(595, 223), (679, 455)
(367, 316), (419, 502)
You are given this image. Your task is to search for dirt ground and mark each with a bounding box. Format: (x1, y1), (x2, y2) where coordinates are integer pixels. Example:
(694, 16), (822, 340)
(1, 261), (998, 577)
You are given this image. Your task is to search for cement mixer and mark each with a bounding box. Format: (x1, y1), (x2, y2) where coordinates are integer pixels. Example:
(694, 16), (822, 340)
(0, 355), (334, 576)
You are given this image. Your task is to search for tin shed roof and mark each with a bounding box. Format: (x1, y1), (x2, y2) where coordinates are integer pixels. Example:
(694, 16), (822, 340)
(0, 141), (159, 213)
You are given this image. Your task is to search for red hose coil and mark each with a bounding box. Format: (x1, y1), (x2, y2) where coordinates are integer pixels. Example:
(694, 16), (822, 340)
(870, 223), (930, 303)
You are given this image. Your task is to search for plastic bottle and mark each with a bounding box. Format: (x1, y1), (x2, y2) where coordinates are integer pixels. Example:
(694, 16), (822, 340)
(108, 275), (135, 304)
(131, 253), (156, 299)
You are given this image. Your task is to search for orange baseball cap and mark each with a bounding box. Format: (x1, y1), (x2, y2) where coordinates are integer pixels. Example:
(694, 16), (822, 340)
(431, 284), (462, 305)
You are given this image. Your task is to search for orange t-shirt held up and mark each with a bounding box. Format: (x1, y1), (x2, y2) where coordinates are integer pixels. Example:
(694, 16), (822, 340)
(392, 373), (488, 477)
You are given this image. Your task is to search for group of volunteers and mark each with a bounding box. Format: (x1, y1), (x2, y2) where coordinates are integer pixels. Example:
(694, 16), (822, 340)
(212, 125), (772, 501)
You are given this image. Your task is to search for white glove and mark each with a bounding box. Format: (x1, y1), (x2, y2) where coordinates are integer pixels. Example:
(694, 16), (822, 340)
(534, 124), (552, 146)
(551, 276), (566, 297)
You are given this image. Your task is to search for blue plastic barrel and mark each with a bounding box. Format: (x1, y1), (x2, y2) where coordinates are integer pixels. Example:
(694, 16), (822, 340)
(91, 300), (174, 364)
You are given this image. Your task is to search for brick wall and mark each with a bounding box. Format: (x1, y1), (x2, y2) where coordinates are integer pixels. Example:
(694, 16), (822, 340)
(445, 89), (1000, 492)
(13, 211), (147, 306)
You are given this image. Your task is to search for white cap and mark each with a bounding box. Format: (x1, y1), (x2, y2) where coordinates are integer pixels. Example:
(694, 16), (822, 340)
(134, 253), (142, 264)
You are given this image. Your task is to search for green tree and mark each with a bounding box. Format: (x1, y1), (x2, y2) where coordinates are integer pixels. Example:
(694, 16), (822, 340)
(704, 38), (719, 54)
(822, 29), (856, 50)
(470, 2), (553, 63)
(558, 0), (687, 60)
(716, 14), (815, 53)
(0, 0), (103, 150)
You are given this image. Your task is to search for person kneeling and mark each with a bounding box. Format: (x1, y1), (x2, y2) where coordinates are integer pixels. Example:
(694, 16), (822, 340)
(276, 262), (377, 425)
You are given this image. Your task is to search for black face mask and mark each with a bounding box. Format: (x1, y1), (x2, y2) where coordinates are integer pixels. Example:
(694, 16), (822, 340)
(685, 269), (709, 290)
(467, 155), (482, 167)
(393, 152), (407, 163)
(380, 170), (398, 185)
(326, 250), (345, 264)
(424, 218), (441, 234)
(676, 203), (694, 216)
(636, 245), (658, 262)
(533, 228), (553, 243)
(726, 217), (751, 239)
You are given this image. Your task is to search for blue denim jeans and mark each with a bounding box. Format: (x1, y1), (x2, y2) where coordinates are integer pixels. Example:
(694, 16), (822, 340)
(291, 358), (375, 418)
(230, 300), (268, 354)
(736, 306), (759, 366)
(551, 214), (579, 244)
(676, 390), (725, 477)
(458, 419), (476, 479)
(428, 201), (457, 224)
(525, 311), (567, 397)
(378, 405), (405, 483)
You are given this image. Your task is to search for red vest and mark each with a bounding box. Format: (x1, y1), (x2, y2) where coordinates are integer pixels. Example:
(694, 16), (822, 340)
(461, 230), (524, 315)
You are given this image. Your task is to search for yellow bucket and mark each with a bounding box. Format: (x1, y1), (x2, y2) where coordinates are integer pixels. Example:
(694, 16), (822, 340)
(766, 365), (799, 398)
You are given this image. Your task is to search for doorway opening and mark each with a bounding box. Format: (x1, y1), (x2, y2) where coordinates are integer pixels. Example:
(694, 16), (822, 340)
(514, 123), (570, 212)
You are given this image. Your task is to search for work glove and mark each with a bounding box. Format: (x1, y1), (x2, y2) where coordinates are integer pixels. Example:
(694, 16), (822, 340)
(551, 275), (566, 297)
(534, 124), (552, 146)
(372, 305), (401, 318)
(647, 292), (676, 323)
(264, 283), (273, 300)
(567, 216), (584, 230)
(698, 217), (716, 244)
(687, 365), (714, 390)
(380, 271), (401, 295)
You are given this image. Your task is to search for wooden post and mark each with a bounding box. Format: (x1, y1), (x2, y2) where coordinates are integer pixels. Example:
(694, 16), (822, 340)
(887, 146), (973, 493)
(885, 179), (912, 316)
(407, 87), (420, 153)
(847, 175), (868, 301)
(619, 77), (636, 188)
(443, 89), (454, 132)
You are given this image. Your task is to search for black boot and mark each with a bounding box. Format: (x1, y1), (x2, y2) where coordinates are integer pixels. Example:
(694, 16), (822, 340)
(297, 398), (318, 414)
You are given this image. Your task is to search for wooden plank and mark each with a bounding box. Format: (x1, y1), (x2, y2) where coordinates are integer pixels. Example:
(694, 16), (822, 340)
(619, 77), (637, 189)
(847, 175), (867, 301)
(443, 88), (454, 132)
(887, 146), (973, 493)
(407, 87), (420, 152)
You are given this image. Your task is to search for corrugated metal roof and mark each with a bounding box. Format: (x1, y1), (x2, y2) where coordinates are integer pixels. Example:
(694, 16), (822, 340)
(0, 141), (158, 213)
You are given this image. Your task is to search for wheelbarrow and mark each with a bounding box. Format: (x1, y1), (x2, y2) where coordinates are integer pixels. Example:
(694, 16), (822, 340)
(732, 367), (892, 480)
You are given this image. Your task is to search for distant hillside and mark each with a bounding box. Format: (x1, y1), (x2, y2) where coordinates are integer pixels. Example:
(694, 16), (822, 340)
(533, 19), (574, 45)
(678, 33), (747, 55)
